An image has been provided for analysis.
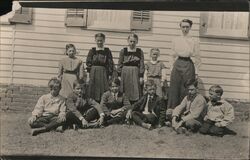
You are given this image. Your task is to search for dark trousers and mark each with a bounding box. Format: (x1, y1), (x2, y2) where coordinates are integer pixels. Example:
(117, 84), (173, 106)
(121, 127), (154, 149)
(29, 114), (63, 131)
(65, 107), (100, 128)
(199, 119), (225, 136)
(104, 111), (126, 125)
(184, 119), (202, 132)
(131, 111), (157, 126)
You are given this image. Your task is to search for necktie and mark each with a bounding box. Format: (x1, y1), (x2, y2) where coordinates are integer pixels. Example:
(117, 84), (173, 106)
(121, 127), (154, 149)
(143, 96), (151, 114)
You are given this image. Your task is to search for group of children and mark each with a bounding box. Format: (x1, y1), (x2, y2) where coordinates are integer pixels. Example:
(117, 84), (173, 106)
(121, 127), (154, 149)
(28, 20), (236, 137)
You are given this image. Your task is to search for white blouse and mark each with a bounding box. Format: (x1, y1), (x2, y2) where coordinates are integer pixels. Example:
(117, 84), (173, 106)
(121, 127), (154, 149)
(170, 35), (201, 73)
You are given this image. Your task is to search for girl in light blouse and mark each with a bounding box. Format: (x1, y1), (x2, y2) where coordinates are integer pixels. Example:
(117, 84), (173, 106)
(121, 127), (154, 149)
(167, 19), (201, 113)
(58, 44), (85, 98)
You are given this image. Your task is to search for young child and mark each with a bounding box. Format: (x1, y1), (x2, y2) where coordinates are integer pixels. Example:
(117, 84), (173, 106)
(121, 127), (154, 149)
(28, 78), (66, 136)
(100, 78), (131, 126)
(58, 44), (86, 98)
(117, 33), (145, 103)
(65, 80), (105, 129)
(199, 85), (235, 137)
(171, 79), (206, 133)
(145, 48), (168, 98)
(126, 80), (166, 130)
(86, 33), (115, 102)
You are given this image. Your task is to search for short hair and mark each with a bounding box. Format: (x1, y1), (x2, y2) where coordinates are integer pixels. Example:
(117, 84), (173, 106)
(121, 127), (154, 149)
(184, 79), (198, 88)
(209, 85), (224, 96)
(65, 44), (76, 55)
(145, 79), (156, 89)
(128, 33), (139, 41)
(48, 77), (61, 90)
(109, 78), (120, 87)
(150, 48), (160, 56)
(73, 79), (85, 89)
(95, 33), (106, 40)
(180, 19), (193, 27)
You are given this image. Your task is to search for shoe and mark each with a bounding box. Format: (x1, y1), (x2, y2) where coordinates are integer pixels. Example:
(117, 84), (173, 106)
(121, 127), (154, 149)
(165, 121), (171, 127)
(141, 123), (153, 130)
(176, 127), (187, 134)
(31, 127), (46, 136)
(55, 126), (64, 133)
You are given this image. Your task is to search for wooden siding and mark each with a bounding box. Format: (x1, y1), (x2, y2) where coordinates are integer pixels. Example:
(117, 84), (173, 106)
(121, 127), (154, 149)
(0, 25), (13, 84)
(0, 9), (249, 100)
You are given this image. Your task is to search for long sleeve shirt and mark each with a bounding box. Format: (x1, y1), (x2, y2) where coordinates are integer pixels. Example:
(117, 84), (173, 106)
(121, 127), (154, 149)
(58, 57), (86, 81)
(170, 35), (201, 74)
(117, 47), (145, 77)
(205, 99), (234, 127)
(100, 90), (131, 116)
(132, 93), (166, 125)
(172, 94), (206, 122)
(66, 92), (103, 120)
(32, 93), (66, 117)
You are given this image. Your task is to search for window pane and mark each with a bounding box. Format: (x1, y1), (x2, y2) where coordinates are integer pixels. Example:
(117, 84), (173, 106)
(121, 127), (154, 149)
(87, 9), (131, 31)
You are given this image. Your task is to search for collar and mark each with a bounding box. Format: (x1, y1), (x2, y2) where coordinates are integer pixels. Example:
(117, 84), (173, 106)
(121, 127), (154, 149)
(127, 47), (137, 52)
(150, 60), (158, 65)
(209, 99), (224, 106)
(96, 47), (105, 51)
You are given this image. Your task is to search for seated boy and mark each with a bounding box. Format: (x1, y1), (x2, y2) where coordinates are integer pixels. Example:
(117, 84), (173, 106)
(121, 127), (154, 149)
(199, 85), (236, 137)
(126, 80), (166, 130)
(28, 77), (66, 136)
(172, 79), (207, 133)
(100, 78), (131, 126)
(65, 80), (105, 129)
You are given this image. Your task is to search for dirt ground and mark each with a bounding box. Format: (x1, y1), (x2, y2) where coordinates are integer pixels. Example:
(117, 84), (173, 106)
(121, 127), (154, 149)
(0, 103), (249, 160)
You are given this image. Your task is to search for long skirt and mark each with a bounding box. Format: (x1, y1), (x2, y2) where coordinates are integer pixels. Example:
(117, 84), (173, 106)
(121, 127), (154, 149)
(147, 77), (162, 97)
(88, 66), (109, 102)
(60, 73), (77, 98)
(120, 66), (141, 101)
(167, 57), (195, 109)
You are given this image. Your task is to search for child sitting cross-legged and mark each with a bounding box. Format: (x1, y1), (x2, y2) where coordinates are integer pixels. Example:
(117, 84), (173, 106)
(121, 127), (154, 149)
(65, 80), (105, 129)
(199, 85), (236, 137)
(100, 78), (131, 126)
(126, 80), (166, 130)
(28, 77), (67, 136)
(171, 79), (207, 134)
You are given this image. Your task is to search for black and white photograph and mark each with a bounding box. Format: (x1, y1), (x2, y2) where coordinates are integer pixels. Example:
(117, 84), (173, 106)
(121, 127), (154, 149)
(0, 0), (249, 159)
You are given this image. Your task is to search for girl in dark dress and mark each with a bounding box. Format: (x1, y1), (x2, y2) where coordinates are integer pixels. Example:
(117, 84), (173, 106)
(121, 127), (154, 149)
(117, 33), (145, 103)
(86, 33), (115, 102)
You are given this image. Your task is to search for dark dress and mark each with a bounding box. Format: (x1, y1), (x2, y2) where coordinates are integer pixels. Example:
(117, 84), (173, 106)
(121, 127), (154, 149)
(86, 47), (114, 102)
(117, 47), (145, 102)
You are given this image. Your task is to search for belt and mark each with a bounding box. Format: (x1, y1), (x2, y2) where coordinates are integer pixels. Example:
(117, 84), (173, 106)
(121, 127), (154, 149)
(178, 56), (191, 61)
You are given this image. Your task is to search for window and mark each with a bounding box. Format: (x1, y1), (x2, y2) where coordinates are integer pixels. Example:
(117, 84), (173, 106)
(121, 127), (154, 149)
(65, 9), (152, 31)
(200, 12), (250, 40)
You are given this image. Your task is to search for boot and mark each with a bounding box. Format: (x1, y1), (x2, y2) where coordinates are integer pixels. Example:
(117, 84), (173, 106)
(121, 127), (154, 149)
(31, 127), (46, 136)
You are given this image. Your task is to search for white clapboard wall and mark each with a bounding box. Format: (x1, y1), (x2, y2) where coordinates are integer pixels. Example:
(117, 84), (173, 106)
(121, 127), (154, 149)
(0, 9), (249, 100)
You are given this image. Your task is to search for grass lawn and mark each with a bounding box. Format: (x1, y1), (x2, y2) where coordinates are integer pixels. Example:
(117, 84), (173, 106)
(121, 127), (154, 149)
(0, 102), (249, 159)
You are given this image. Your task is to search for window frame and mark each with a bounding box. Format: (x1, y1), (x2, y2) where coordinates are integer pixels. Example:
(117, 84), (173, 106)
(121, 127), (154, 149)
(200, 12), (250, 40)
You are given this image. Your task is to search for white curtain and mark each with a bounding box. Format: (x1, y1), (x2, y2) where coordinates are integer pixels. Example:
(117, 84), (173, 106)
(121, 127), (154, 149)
(207, 12), (248, 37)
(87, 9), (131, 30)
